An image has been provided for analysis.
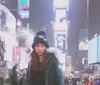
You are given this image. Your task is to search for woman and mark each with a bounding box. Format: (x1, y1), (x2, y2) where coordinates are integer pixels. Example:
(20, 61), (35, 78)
(27, 31), (65, 85)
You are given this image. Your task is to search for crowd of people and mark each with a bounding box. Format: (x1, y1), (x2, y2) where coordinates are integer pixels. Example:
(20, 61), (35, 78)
(9, 65), (27, 85)
(65, 74), (100, 85)
(9, 66), (100, 85)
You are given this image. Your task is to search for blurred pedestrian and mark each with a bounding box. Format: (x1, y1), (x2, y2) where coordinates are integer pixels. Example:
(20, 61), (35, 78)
(71, 75), (77, 85)
(19, 69), (24, 85)
(65, 77), (69, 85)
(84, 77), (89, 85)
(10, 65), (19, 85)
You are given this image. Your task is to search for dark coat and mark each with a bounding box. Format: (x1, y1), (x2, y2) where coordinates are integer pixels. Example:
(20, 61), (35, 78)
(71, 78), (77, 85)
(28, 52), (65, 85)
(10, 70), (19, 85)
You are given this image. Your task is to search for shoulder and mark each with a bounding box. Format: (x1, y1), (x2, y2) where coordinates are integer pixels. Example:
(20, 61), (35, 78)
(47, 52), (55, 57)
(46, 52), (57, 60)
(47, 47), (62, 59)
(46, 52), (60, 64)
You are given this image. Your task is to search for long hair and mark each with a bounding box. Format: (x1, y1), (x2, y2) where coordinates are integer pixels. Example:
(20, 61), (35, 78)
(30, 49), (47, 71)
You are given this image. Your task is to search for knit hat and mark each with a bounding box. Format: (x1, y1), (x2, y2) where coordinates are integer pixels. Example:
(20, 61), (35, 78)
(32, 31), (49, 48)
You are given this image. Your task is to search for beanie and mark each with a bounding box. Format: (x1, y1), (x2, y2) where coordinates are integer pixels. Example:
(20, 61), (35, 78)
(32, 31), (49, 48)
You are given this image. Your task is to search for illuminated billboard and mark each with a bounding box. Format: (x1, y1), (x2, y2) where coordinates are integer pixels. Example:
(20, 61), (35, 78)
(79, 28), (88, 50)
(54, 0), (67, 8)
(19, 0), (29, 9)
(97, 35), (100, 62)
(88, 37), (97, 64)
(55, 9), (66, 21)
(88, 35), (100, 63)
(54, 9), (67, 53)
(19, 10), (29, 19)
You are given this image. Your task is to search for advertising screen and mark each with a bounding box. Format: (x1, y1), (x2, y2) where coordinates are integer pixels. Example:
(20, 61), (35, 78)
(54, 0), (67, 8)
(97, 35), (100, 62)
(79, 28), (88, 50)
(88, 37), (97, 64)
(56, 34), (66, 53)
(18, 0), (29, 27)
(19, 10), (29, 19)
(55, 9), (66, 21)
(19, 0), (29, 9)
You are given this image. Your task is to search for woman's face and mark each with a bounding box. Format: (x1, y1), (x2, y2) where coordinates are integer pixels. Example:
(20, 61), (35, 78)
(35, 43), (46, 56)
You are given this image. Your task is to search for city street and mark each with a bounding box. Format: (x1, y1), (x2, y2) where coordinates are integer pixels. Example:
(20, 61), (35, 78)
(0, 0), (100, 85)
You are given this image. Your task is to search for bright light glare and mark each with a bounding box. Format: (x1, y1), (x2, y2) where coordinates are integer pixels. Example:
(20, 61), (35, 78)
(54, 21), (68, 30)
(54, 0), (67, 8)
(56, 10), (66, 21)
(25, 30), (34, 45)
